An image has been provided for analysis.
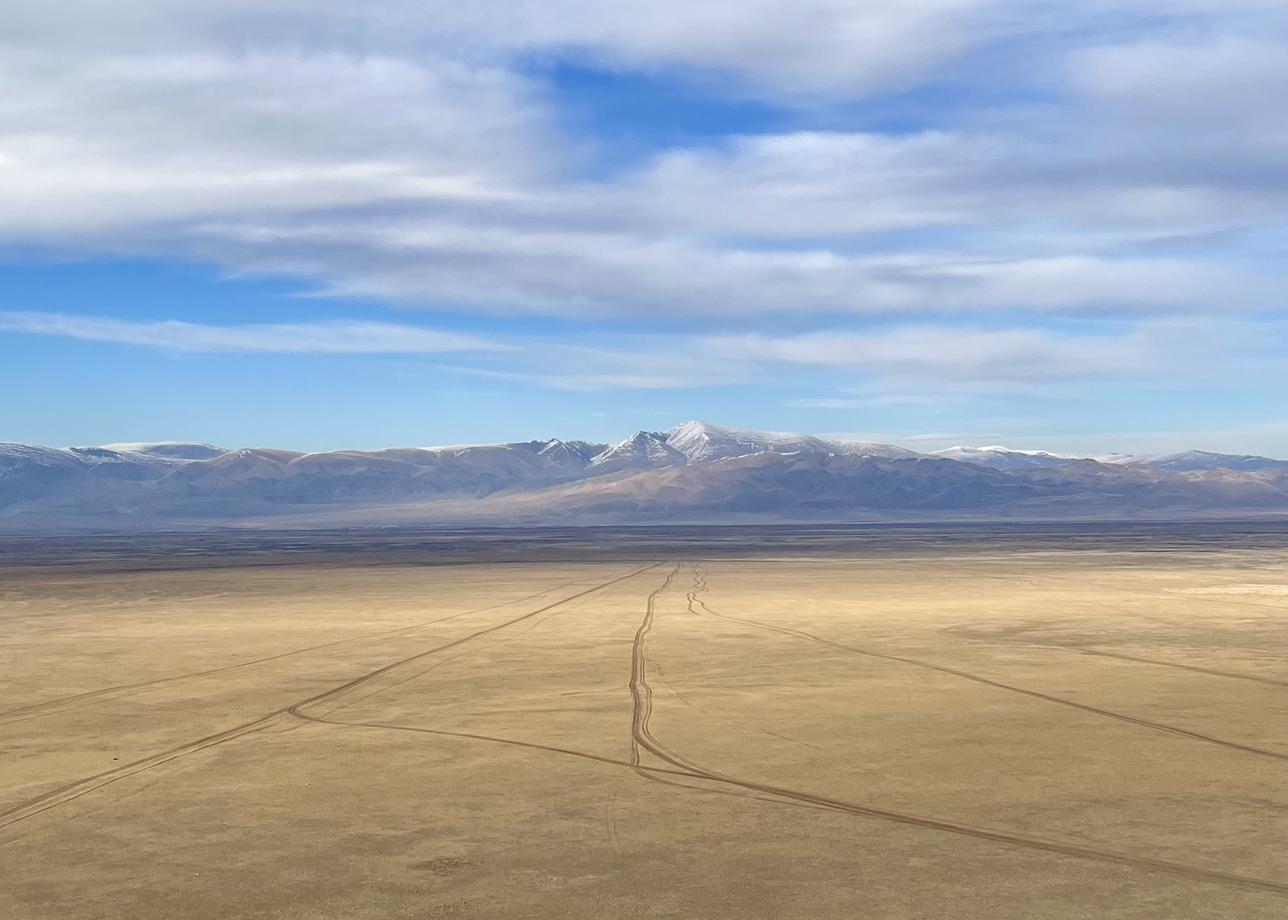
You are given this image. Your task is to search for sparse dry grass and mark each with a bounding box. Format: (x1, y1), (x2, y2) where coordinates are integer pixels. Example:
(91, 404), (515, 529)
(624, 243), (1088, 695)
(4, 533), (1288, 918)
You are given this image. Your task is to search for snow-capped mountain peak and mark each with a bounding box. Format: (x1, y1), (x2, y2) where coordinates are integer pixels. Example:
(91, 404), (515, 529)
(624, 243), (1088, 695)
(590, 431), (686, 471)
(665, 420), (794, 462)
(665, 420), (921, 463)
(829, 440), (925, 460)
(932, 445), (1084, 471)
(100, 442), (228, 462)
(535, 438), (604, 468)
(4, 421), (1288, 530)
(666, 420), (803, 462)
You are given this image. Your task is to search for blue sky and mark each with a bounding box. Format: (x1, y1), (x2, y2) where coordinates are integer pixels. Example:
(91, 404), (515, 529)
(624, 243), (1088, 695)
(2, 2), (1288, 454)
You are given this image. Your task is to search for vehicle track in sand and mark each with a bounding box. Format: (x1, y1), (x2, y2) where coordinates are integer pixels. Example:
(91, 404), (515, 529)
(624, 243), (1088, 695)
(940, 607), (1288, 691)
(1072, 647), (1288, 688)
(618, 562), (1288, 897)
(628, 564), (685, 771)
(310, 584), (611, 719)
(15, 558), (1288, 898)
(285, 563), (661, 722)
(294, 710), (1288, 896)
(943, 616), (1288, 690)
(0, 564), (660, 835)
(0, 712), (286, 835)
(625, 564), (746, 798)
(684, 566), (1288, 765)
(266, 561), (1288, 898)
(0, 579), (587, 725)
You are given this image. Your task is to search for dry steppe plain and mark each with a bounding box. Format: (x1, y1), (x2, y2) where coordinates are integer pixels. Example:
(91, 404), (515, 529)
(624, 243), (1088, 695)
(4, 524), (1288, 919)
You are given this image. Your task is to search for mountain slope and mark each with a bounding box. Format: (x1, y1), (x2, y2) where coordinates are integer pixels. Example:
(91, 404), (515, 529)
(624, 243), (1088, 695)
(933, 446), (1083, 471)
(1132, 450), (1288, 473)
(283, 451), (1288, 528)
(100, 442), (228, 462)
(590, 431), (687, 473)
(2, 423), (1288, 530)
(665, 420), (922, 462)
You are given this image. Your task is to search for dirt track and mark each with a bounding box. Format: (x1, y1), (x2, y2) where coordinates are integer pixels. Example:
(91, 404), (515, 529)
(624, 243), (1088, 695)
(5, 531), (1288, 918)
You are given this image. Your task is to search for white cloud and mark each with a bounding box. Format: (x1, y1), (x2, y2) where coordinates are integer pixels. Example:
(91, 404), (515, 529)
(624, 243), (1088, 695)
(0, 45), (549, 240)
(1070, 37), (1288, 128)
(785, 392), (954, 409)
(0, 312), (504, 354)
(6, 307), (1282, 399)
(705, 325), (1154, 381)
(500, 0), (997, 97)
(2, 0), (1001, 96)
(187, 217), (1275, 318)
(855, 419), (1288, 459)
(0, 1), (1286, 326)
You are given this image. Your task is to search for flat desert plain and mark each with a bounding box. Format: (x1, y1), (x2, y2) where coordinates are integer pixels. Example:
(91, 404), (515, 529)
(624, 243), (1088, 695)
(4, 525), (1288, 919)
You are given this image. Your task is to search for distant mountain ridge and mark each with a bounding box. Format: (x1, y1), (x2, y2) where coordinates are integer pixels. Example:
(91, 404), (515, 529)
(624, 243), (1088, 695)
(3, 421), (1288, 531)
(1125, 450), (1288, 473)
(931, 445), (1079, 471)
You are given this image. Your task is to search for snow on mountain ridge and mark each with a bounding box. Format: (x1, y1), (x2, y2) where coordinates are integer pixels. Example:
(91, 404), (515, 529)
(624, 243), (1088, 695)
(5, 425), (1287, 495)
(0, 443), (84, 474)
(590, 431), (686, 472)
(932, 445), (1097, 471)
(1130, 450), (1288, 473)
(664, 420), (918, 463)
(100, 442), (228, 462)
(942, 445), (1077, 458)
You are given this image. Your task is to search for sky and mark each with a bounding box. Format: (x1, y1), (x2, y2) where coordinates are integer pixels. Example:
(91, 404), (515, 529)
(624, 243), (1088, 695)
(2, 2), (1288, 455)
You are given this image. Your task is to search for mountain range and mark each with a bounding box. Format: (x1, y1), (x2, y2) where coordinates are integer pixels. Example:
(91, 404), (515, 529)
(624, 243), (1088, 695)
(4, 420), (1288, 532)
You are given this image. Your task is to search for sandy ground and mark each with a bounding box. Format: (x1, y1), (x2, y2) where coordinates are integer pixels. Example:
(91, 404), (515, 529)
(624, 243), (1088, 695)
(4, 530), (1288, 918)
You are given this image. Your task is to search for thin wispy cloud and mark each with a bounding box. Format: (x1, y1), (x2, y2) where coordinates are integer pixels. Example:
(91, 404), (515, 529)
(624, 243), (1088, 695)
(0, 312), (504, 354)
(785, 395), (946, 410)
(5, 309), (1280, 397)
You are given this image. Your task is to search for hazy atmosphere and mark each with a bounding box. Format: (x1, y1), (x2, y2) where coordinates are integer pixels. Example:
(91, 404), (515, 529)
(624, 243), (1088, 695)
(4, 2), (1288, 454)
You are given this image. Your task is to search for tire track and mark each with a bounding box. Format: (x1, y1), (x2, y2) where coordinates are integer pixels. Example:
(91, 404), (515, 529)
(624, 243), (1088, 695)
(0, 713), (285, 832)
(289, 712), (832, 816)
(314, 586), (604, 719)
(944, 624), (1288, 691)
(295, 715), (1288, 896)
(18, 559), (1288, 897)
(628, 565), (691, 772)
(288, 563), (661, 721)
(617, 562), (1288, 897)
(686, 567), (1288, 765)
(0, 565), (659, 833)
(1073, 648), (1288, 689)
(0, 579), (585, 725)
(945, 567), (1288, 689)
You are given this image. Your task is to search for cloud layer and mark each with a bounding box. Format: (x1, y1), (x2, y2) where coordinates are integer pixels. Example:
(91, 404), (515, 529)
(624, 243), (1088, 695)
(2, 1), (1287, 412)
(0, 312), (502, 354)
